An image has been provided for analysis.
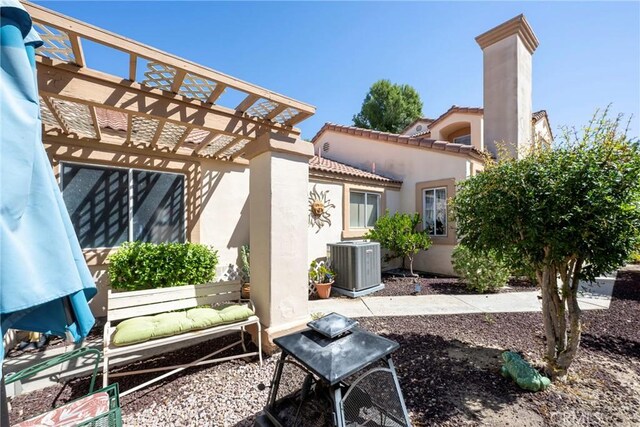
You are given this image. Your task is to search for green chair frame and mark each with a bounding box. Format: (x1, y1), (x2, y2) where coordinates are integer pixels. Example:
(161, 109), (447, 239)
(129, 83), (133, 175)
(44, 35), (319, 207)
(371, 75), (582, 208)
(5, 347), (122, 427)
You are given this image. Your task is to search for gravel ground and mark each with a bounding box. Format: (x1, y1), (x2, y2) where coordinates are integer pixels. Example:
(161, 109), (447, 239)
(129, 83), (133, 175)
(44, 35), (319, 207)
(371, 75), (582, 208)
(8, 266), (639, 426)
(309, 270), (537, 300)
(374, 272), (537, 297)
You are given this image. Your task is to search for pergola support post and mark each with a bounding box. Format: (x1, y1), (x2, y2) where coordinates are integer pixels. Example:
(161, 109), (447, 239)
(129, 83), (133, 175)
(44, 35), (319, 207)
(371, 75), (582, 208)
(245, 132), (314, 352)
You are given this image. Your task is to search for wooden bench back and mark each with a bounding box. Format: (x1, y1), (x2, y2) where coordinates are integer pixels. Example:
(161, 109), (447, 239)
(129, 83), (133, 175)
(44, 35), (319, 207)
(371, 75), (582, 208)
(107, 281), (242, 322)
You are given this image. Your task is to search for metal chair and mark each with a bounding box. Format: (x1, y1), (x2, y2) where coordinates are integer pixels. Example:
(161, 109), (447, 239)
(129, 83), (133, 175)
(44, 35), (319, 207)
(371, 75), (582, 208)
(5, 347), (122, 427)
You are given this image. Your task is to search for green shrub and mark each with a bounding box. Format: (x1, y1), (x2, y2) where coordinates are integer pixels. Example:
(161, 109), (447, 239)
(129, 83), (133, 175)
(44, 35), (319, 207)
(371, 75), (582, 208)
(365, 211), (432, 276)
(240, 245), (250, 282)
(309, 260), (335, 283)
(628, 241), (640, 264)
(108, 242), (219, 291)
(452, 244), (510, 293)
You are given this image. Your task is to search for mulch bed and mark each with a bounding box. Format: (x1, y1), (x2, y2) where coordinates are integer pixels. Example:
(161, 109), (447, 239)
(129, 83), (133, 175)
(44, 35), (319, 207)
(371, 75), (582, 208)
(309, 270), (537, 300)
(7, 266), (640, 426)
(374, 271), (537, 297)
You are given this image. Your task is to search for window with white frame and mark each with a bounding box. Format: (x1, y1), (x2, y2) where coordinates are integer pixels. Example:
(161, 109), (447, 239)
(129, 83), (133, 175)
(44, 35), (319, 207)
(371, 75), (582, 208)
(453, 134), (471, 145)
(423, 187), (447, 236)
(349, 191), (380, 228)
(60, 163), (186, 249)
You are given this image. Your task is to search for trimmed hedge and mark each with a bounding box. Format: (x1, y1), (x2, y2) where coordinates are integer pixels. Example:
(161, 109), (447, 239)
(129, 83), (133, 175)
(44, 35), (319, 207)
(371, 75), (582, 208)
(108, 242), (219, 291)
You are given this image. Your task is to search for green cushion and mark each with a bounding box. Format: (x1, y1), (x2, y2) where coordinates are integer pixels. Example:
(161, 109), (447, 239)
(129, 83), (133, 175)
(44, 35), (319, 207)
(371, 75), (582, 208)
(112, 304), (254, 347)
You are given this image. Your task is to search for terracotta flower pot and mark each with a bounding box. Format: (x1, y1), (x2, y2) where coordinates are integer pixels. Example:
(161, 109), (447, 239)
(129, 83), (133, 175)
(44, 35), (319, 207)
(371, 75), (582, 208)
(315, 281), (333, 299)
(241, 283), (250, 299)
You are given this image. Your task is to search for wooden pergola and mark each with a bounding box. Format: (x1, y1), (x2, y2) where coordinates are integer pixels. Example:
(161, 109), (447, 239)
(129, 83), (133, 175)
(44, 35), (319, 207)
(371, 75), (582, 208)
(24, 1), (315, 162)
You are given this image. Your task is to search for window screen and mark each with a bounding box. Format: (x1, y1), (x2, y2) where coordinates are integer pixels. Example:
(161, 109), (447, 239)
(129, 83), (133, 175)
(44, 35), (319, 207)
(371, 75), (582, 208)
(424, 187), (447, 236)
(61, 163), (186, 248)
(133, 170), (185, 243)
(62, 163), (129, 248)
(350, 191), (380, 228)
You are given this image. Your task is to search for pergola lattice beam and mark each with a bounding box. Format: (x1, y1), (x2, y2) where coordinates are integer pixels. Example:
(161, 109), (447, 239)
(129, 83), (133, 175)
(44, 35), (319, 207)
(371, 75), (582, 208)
(88, 105), (101, 140)
(24, 1), (315, 120)
(206, 84), (226, 104)
(128, 53), (137, 81)
(125, 113), (133, 144)
(285, 111), (313, 127)
(193, 132), (220, 155)
(37, 58), (300, 141)
(68, 33), (85, 67)
(149, 119), (166, 148)
(172, 127), (192, 153)
(209, 136), (244, 159)
(171, 70), (187, 94)
(265, 104), (288, 120)
(236, 94), (260, 113)
(41, 95), (70, 134)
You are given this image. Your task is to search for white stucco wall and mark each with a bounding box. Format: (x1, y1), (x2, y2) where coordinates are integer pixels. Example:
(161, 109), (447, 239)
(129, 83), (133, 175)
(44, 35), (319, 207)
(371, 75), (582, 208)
(307, 180), (344, 263)
(482, 34), (533, 159)
(306, 179), (402, 265)
(429, 112), (484, 152)
(533, 117), (553, 147)
(198, 159), (250, 280)
(315, 131), (476, 275)
(318, 133), (466, 212)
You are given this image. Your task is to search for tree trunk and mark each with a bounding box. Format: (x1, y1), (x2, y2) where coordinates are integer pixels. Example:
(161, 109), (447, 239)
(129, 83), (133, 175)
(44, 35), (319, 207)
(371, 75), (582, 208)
(538, 253), (584, 379)
(408, 256), (416, 277)
(556, 259), (583, 376)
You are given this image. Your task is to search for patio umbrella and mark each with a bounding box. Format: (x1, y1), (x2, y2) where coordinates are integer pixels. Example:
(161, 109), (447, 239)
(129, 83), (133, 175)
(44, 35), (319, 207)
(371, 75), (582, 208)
(0, 0), (97, 365)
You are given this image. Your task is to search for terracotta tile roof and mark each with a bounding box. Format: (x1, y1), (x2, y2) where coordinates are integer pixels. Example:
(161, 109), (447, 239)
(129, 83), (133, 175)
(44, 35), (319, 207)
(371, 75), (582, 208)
(428, 105), (484, 128)
(401, 117), (435, 134)
(532, 110), (547, 123)
(309, 155), (402, 184)
(95, 108), (127, 131)
(311, 123), (485, 161)
(412, 106), (548, 131)
(94, 108), (212, 144)
(411, 130), (431, 138)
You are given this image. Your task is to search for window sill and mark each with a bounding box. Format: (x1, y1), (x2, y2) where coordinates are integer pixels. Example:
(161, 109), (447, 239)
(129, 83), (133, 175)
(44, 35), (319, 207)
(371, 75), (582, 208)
(429, 235), (457, 245)
(82, 248), (119, 266)
(342, 229), (371, 239)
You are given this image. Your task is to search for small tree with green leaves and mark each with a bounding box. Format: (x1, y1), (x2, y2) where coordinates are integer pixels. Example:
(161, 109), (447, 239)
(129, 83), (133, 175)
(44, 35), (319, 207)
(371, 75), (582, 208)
(366, 212), (432, 276)
(353, 79), (423, 133)
(453, 109), (640, 379)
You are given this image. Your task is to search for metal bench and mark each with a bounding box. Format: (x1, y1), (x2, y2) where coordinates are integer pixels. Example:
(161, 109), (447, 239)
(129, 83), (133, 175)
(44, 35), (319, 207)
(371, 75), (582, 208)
(102, 281), (262, 397)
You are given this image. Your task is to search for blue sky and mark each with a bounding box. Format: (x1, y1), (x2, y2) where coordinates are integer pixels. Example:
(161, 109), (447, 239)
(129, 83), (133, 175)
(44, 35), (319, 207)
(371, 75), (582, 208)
(35, 1), (640, 139)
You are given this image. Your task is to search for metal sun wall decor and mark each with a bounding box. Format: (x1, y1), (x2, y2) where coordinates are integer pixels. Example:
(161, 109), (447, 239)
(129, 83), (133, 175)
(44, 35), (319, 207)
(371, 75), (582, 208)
(308, 184), (335, 232)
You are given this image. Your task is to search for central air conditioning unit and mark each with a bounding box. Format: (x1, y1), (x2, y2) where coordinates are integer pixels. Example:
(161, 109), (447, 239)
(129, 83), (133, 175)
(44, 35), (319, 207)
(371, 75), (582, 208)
(327, 241), (384, 298)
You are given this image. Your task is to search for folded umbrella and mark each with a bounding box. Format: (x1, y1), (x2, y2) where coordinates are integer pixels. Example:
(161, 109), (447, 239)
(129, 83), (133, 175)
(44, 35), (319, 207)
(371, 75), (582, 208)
(0, 0), (97, 365)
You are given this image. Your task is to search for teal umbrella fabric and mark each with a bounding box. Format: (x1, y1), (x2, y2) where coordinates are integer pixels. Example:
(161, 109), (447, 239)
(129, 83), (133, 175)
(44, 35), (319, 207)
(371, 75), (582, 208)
(0, 0), (97, 365)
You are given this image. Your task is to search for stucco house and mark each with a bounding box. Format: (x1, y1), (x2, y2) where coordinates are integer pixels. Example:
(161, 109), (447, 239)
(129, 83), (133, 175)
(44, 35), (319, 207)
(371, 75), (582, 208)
(24, 1), (548, 344)
(305, 14), (552, 276)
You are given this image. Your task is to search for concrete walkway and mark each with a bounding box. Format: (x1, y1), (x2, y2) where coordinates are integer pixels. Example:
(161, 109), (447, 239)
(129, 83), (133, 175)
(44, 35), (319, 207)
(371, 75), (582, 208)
(309, 276), (615, 318)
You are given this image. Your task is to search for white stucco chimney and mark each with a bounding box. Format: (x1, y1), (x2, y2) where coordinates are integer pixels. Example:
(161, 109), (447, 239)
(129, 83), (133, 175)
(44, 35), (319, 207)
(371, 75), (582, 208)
(476, 14), (539, 159)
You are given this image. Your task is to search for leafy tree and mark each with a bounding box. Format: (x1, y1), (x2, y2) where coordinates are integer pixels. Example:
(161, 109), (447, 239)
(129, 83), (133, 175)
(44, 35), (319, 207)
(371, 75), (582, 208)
(366, 212), (432, 276)
(353, 80), (423, 133)
(453, 109), (640, 379)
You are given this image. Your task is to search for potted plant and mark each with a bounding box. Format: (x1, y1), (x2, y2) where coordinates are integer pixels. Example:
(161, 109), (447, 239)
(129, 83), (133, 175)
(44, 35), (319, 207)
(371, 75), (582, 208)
(240, 245), (251, 299)
(309, 260), (336, 299)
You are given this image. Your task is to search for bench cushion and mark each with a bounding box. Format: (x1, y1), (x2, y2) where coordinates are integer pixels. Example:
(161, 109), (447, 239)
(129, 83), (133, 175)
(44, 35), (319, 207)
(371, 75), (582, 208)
(112, 304), (254, 347)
